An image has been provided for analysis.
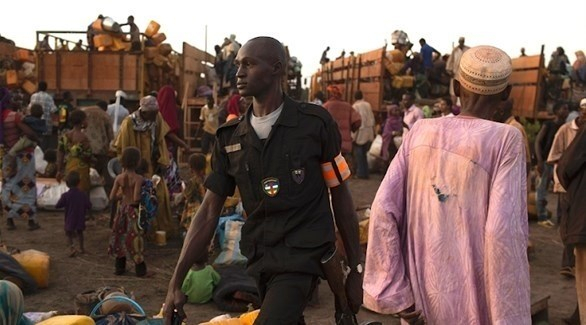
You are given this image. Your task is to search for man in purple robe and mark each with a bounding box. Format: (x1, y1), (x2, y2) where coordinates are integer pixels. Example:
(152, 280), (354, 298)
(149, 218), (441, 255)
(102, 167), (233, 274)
(363, 45), (531, 324)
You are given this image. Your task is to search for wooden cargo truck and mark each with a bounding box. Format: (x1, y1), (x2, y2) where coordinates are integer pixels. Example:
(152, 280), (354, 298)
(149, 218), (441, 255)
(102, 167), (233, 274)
(312, 44), (553, 120)
(311, 45), (388, 112)
(35, 31), (214, 104)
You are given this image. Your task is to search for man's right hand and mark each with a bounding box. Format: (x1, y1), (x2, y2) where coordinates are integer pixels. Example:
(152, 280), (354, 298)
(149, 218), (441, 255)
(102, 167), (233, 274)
(536, 161), (544, 175)
(163, 288), (187, 325)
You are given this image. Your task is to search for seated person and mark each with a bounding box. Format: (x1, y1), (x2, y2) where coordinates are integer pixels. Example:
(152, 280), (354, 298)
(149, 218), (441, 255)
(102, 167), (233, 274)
(181, 260), (221, 304)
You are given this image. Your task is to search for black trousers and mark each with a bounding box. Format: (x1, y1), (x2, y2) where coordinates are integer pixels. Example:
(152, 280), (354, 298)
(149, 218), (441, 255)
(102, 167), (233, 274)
(255, 272), (318, 325)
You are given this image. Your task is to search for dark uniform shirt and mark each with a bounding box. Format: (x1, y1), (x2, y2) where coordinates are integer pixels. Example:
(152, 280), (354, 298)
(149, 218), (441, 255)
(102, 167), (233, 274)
(205, 95), (343, 277)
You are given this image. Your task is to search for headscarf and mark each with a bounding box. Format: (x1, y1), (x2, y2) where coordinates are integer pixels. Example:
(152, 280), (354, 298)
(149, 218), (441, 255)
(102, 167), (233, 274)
(227, 93), (242, 116)
(157, 85), (179, 134)
(131, 96), (158, 132)
(0, 280), (33, 325)
(326, 85), (343, 99)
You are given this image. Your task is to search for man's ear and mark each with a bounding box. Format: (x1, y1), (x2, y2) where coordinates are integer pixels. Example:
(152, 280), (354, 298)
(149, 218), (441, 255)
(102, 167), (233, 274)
(273, 61), (283, 76)
(453, 79), (461, 97)
(501, 85), (512, 101)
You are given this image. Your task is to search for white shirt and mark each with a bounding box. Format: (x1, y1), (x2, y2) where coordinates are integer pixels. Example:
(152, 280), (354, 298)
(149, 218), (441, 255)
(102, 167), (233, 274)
(352, 99), (375, 145)
(250, 103), (283, 140)
(107, 103), (129, 135)
(403, 104), (424, 130)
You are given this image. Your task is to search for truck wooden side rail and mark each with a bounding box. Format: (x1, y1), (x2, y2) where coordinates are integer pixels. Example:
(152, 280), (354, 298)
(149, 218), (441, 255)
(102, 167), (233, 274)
(314, 45), (387, 111)
(509, 45), (549, 119)
(37, 48), (142, 102)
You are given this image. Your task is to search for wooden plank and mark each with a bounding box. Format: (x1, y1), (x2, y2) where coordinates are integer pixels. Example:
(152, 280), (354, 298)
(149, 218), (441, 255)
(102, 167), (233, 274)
(332, 58), (347, 70)
(40, 53), (57, 89)
(512, 55), (541, 70)
(360, 48), (384, 63)
(360, 63), (382, 79)
(182, 42), (214, 64)
(58, 52), (88, 90)
(509, 70), (540, 85)
(182, 42), (214, 99)
(356, 81), (383, 111)
(357, 81), (381, 95)
(510, 85), (537, 118)
(122, 54), (139, 91)
(91, 53), (121, 90)
(333, 70), (347, 81)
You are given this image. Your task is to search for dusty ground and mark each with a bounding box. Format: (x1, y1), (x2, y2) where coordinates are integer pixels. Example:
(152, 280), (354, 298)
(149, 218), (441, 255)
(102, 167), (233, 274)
(0, 172), (577, 324)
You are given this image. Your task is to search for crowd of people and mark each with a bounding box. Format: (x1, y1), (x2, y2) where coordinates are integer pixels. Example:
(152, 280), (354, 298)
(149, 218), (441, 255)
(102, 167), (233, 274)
(2, 33), (586, 325)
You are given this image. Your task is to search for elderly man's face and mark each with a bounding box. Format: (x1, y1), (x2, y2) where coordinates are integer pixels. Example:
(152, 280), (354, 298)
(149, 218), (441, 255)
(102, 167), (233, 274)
(140, 109), (158, 122)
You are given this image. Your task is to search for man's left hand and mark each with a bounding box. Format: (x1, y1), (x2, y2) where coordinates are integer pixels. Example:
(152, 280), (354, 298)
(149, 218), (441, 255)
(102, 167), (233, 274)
(345, 269), (363, 314)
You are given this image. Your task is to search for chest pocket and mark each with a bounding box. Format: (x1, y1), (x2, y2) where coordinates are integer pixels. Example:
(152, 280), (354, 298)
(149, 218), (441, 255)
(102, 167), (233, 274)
(227, 146), (259, 203)
(282, 141), (321, 198)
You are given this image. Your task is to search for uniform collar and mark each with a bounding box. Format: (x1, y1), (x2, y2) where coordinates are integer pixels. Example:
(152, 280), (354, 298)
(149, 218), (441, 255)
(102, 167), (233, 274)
(234, 94), (298, 136)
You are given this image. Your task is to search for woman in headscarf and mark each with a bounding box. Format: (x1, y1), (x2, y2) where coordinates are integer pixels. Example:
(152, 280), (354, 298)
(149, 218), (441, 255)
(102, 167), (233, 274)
(114, 95), (175, 236)
(156, 85), (188, 196)
(0, 279), (33, 325)
(1, 89), (41, 230)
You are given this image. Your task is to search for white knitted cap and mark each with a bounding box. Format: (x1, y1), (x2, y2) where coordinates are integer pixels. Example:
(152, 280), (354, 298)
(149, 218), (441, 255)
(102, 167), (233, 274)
(457, 45), (512, 95)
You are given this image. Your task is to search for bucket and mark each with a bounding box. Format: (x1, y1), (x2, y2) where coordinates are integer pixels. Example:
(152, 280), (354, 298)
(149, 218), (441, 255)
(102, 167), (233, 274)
(22, 80), (37, 94)
(94, 34), (113, 48)
(151, 33), (166, 46)
(144, 20), (161, 38)
(155, 231), (166, 246)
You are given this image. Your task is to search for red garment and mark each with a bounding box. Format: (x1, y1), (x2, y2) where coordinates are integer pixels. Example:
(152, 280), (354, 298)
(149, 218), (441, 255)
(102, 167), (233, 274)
(157, 86), (179, 133)
(2, 110), (22, 148)
(323, 99), (361, 154)
(227, 94), (242, 116)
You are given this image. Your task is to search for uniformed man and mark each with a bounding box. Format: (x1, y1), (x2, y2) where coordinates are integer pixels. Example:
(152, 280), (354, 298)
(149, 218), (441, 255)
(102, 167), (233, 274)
(164, 36), (363, 324)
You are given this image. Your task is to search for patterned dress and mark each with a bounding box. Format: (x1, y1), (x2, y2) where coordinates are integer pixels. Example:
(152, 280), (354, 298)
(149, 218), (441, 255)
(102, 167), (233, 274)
(1, 110), (37, 223)
(109, 202), (144, 264)
(58, 135), (93, 192)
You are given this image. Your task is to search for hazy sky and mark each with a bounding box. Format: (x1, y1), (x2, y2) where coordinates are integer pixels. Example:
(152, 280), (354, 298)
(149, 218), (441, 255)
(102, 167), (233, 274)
(2, 0), (584, 82)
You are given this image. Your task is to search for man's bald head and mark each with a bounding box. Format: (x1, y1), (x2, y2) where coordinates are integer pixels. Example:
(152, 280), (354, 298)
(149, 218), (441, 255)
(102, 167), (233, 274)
(245, 37), (287, 75)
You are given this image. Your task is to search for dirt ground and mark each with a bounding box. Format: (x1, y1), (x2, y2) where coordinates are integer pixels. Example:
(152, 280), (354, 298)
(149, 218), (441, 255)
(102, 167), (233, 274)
(0, 171), (577, 324)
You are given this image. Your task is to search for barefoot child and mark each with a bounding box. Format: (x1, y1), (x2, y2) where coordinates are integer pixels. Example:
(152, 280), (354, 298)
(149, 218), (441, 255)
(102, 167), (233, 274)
(179, 153), (207, 238)
(108, 146), (149, 277)
(55, 171), (92, 257)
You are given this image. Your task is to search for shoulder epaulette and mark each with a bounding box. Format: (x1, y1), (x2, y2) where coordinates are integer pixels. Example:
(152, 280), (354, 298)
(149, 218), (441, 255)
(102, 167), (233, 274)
(217, 115), (243, 132)
(298, 102), (332, 123)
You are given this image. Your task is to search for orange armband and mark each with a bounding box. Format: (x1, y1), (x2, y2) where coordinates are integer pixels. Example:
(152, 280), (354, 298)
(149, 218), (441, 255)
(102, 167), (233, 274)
(321, 153), (351, 188)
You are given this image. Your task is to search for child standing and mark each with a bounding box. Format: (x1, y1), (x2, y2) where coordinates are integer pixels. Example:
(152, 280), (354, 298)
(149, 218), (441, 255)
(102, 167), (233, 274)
(55, 171), (92, 257)
(108, 146), (149, 277)
(179, 153), (207, 238)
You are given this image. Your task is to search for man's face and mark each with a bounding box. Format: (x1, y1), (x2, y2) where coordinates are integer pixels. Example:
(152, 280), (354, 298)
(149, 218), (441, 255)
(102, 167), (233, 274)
(401, 95), (413, 110)
(140, 109), (158, 122)
(234, 40), (277, 98)
(556, 104), (569, 120)
(438, 99), (451, 114)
